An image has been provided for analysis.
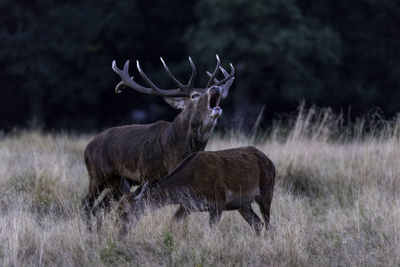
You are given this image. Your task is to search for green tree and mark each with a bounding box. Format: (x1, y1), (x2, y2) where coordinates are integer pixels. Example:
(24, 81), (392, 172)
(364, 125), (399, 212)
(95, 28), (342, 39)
(0, 0), (196, 130)
(186, 0), (342, 118)
(298, 0), (400, 115)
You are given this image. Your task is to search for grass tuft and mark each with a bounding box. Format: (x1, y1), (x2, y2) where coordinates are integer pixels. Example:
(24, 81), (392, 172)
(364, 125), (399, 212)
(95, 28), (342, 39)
(1, 108), (400, 265)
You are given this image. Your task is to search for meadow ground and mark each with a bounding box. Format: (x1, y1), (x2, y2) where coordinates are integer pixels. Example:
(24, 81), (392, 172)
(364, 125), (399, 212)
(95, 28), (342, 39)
(1, 107), (400, 266)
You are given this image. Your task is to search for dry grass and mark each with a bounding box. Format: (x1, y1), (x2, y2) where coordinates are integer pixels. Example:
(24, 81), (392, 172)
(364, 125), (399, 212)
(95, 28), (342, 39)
(1, 107), (400, 266)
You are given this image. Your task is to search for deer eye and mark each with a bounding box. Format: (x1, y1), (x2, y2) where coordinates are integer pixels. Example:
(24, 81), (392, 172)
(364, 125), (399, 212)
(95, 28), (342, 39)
(191, 93), (200, 100)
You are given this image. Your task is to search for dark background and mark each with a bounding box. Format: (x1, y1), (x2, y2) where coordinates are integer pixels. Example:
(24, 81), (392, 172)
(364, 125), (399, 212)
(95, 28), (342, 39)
(1, 0), (399, 132)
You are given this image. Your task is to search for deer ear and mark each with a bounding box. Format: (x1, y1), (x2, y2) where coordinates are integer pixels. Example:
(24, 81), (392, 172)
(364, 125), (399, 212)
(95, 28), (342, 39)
(120, 177), (131, 194)
(163, 97), (188, 110)
(220, 77), (234, 99)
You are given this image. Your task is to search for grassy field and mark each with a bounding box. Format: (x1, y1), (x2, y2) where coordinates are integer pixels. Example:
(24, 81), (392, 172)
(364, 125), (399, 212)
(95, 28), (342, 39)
(1, 107), (400, 266)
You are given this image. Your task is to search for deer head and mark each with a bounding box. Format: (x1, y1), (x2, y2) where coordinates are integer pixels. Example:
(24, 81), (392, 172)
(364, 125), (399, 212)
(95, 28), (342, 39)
(112, 55), (235, 142)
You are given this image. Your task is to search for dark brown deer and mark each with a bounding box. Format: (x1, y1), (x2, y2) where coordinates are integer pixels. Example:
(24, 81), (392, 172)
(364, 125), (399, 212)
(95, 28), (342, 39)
(82, 56), (235, 219)
(118, 146), (276, 235)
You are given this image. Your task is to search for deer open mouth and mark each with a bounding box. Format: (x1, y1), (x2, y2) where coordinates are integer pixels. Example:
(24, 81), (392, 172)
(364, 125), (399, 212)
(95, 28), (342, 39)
(209, 92), (221, 109)
(208, 86), (222, 118)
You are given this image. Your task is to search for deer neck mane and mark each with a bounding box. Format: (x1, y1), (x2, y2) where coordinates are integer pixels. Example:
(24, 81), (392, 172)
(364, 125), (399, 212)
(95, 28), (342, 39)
(169, 110), (208, 153)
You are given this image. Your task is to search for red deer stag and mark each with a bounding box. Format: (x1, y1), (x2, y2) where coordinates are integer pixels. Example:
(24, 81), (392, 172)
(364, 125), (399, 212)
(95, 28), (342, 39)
(82, 56), (235, 219)
(118, 146), (276, 235)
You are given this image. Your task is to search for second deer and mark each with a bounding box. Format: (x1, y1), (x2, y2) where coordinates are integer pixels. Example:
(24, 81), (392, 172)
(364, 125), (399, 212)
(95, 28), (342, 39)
(118, 146), (276, 235)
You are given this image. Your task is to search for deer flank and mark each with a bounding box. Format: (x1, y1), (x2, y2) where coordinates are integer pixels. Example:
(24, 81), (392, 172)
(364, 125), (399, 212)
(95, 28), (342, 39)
(118, 146), (276, 235)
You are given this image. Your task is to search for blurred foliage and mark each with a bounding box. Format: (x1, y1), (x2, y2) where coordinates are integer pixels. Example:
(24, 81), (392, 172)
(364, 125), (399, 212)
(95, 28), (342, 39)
(187, 0), (342, 120)
(0, 0), (399, 131)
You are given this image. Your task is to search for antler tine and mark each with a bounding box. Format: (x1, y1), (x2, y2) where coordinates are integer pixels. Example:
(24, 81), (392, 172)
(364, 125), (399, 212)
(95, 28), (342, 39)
(112, 60), (126, 93)
(136, 60), (190, 97)
(215, 63), (235, 85)
(206, 71), (219, 84)
(220, 66), (229, 77)
(112, 60), (190, 97)
(187, 57), (197, 89)
(160, 57), (197, 91)
(112, 60), (153, 94)
(206, 54), (221, 88)
(136, 60), (163, 92)
(206, 63), (235, 86)
(160, 57), (186, 89)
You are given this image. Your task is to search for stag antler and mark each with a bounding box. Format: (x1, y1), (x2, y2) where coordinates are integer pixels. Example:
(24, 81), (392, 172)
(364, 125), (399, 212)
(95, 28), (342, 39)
(112, 57), (196, 97)
(206, 55), (235, 88)
(160, 57), (197, 91)
(205, 55), (235, 98)
(112, 55), (234, 96)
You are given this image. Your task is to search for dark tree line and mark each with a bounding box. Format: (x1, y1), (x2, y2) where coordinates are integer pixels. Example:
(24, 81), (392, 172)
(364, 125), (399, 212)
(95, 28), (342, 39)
(0, 0), (399, 131)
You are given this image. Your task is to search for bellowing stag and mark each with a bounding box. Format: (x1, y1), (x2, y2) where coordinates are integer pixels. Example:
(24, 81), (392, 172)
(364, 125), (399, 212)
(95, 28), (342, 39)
(82, 56), (235, 219)
(118, 146), (276, 235)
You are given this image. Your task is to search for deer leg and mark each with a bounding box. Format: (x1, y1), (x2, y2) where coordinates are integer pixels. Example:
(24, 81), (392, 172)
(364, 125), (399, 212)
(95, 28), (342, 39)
(94, 176), (128, 215)
(82, 193), (99, 217)
(82, 180), (107, 226)
(256, 160), (275, 230)
(118, 208), (129, 239)
(255, 193), (273, 230)
(94, 185), (126, 233)
(116, 194), (133, 239)
(94, 189), (123, 214)
(94, 192), (112, 233)
(208, 204), (224, 229)
(238, 204), (264, 235)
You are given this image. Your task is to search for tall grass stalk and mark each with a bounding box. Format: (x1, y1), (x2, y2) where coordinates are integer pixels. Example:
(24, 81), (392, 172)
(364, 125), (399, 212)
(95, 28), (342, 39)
(0, 107), (399, 266)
